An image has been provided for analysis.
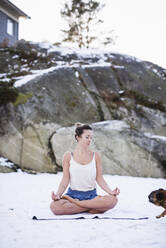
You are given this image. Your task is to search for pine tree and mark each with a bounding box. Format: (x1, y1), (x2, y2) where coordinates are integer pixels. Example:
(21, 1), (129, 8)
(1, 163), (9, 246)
(61, 0), (114, 48)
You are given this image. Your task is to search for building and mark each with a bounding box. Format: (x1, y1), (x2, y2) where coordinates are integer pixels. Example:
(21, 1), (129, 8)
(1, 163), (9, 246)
(0, 0), (30, 46)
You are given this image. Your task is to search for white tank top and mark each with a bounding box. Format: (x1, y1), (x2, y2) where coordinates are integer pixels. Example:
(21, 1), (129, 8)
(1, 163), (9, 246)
(69, 152), (96, 191)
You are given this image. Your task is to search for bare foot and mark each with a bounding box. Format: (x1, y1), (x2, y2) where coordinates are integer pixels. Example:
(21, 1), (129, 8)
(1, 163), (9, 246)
(88, 209), (104, 214)
(61, 195), (77, 203)
(61, 195), (104, 213)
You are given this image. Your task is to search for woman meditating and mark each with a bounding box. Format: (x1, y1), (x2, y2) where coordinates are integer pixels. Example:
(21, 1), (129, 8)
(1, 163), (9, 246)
(50, 123), (120, 215)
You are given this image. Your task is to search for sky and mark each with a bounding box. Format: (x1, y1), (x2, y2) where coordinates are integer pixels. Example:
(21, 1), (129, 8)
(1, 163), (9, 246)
(11, 0), (166, 69)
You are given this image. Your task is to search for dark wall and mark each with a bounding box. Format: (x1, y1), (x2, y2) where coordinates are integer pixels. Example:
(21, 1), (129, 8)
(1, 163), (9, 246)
(0, 10), (18, 46)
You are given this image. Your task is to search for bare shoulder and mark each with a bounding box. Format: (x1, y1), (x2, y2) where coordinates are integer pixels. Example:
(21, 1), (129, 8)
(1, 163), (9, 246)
(94, 151), (101, 159)
(94, 151), (102, 173)
(94, 151), (101, 162)
(62, 151), (71, 162)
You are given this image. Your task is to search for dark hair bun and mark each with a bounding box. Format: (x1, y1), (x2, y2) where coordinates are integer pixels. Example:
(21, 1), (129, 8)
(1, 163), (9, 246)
(74, 123), (92, 141)
(75, 122), (84, 128)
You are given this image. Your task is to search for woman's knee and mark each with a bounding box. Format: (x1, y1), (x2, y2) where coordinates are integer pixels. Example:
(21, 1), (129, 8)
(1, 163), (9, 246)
(50, 201), (64, 215)
(50, 201), (57, 214)
(112, 196), (118, 207)
(106, 195), (118, 208)
(111, 196), (118, 208)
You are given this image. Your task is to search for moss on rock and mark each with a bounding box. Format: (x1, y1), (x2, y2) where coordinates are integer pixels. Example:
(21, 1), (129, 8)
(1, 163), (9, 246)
(13, 92), (33, 107)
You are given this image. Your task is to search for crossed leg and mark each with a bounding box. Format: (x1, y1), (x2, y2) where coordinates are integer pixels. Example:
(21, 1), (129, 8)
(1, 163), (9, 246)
(62, 194), (118, 213)
(50, 198), (90, 215)
(50, 194), (118, 215)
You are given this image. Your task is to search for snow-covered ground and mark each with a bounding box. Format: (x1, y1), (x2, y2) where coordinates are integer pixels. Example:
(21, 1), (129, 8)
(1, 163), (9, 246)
(0, 172), (166, 248)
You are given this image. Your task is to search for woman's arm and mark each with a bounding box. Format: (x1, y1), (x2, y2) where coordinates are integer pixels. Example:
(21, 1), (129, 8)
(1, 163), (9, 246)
(95, 152), (120, 196)
(52, 152), (70, 200)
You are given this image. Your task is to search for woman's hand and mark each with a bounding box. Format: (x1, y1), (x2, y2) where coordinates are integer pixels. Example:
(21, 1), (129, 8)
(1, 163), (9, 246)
(51, 191), (61, 201)
(109, 187), (120, 196)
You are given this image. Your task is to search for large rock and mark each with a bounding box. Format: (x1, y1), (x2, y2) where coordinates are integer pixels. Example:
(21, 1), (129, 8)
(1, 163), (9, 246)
(51, 121), (165, 178)
(0, 41), (166, 176)
(0, 119), (165, 177)
(0, 122), (60, 173)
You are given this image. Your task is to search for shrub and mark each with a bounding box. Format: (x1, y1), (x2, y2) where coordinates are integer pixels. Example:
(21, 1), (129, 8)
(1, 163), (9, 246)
(0, 86), (18, 106)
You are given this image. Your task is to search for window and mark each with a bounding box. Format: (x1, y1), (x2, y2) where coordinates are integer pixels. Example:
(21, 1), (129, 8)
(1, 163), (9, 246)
(7, 19), (14, 36)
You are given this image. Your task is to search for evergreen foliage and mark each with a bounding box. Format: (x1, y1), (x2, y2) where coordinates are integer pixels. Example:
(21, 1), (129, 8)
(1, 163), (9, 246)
(61, 0), (114, 48)
(0, 84), (18, 106)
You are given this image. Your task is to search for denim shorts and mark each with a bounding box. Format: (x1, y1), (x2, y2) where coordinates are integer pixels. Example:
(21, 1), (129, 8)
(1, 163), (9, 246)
(66, 187), (97, 201)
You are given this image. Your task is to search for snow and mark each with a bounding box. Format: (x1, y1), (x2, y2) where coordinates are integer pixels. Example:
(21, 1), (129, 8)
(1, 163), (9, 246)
(34, 42), (127, 66)
(119, 90), (125, 94)
(41, 41), (140, 66)
(12, 55), (19, 59)
(92, 120), (129, 131)
(75, 71), (79, 78)
(3, 41), (165, 91)
(145, 64), (166, 80)
(0, 78), (11, 82)
(13, 61), (122, 88)
(0, 172), (166, 248)
(144, 133), (166, 142)
(118, 53), (142, 63)
(45, 42), (112, 57)
(0, 157), (14, 168)
(152, 68), (166, 79)
(82, 62), (111, 68)
(0, 73), (7, 78)
(111, 65), (125, 69)
(14, 67), (57, 88)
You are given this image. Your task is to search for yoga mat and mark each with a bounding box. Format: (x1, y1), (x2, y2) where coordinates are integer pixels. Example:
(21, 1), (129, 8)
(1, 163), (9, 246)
(30, 208), (149, 221)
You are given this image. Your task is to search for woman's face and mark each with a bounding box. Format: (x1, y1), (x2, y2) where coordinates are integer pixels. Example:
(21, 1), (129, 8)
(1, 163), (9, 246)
(78, 129), (93, 147)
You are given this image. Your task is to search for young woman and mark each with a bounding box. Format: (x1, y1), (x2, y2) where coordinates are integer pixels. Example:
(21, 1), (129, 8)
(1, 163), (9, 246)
(50, 124), (120, 215)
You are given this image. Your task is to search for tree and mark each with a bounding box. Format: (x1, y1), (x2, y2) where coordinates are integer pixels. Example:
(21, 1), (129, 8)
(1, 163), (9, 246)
(61, 0), (115, 48)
